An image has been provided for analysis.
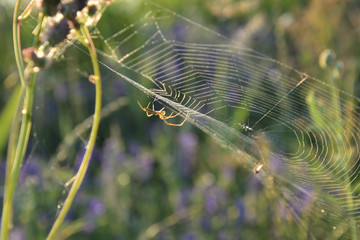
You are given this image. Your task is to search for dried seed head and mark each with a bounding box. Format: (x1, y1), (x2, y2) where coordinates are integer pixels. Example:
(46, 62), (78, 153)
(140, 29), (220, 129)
(42, 0), (61, 16)
(31, 51), (47, 69)
(22, 47), (47, 69)
(76, 0), (89, 12)
(59, 0), (88, 28)
(60, 2), (78, 22)
(22, 47), (35, 62)
(45, 19), (70, 46)
(87, 4), (98, 16)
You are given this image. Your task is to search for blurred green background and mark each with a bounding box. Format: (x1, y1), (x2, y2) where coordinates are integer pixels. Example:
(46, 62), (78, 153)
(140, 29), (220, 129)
(0, 0), (360, 239)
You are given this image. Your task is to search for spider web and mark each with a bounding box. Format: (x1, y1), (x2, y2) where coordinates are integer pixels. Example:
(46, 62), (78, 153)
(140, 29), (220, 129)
(41, 0), (360, 238)
(81, 1), (360, 237)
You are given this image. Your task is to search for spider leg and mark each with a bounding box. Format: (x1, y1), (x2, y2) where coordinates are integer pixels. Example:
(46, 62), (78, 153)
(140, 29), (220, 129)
(161, 113), (189, 127)
(163, 111), (181, 119)
(162, 118), (182, 127)
(137, 101), (146, 111)
(146, 102), (155, 117)
(138, 101), (154, 117)
(180, 113), (190, 124)
(151, 103), (156, 111)
(163, 112), (174, 119)
(139, 100), (189, 127)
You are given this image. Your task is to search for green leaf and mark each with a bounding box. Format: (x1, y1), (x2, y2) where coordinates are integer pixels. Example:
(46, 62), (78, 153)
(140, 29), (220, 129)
(0, 84), (21, 156)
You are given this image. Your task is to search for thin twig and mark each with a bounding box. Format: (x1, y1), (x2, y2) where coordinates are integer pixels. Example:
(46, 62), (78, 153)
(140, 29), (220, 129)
(46, 24), (102, 240)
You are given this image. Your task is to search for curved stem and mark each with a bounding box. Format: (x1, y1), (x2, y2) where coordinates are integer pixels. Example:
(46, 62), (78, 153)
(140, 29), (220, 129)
(13, 0), (25, 86)
(5, 88), (24, 175)
(1, 0), (45, 237)
(0, 0), (27, 238)
(46, 25), (102, 240)
(1, 70), (37, 240)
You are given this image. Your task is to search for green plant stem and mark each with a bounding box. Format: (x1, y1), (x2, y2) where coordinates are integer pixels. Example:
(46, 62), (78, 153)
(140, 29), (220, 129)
(1, 0), (27, 238)
(1, 70), (37, 240)
(6, 0), (25, 172)
(4, 87), (24, 173)
(46, 25), (102, 240)
(12, 1), (25, 86)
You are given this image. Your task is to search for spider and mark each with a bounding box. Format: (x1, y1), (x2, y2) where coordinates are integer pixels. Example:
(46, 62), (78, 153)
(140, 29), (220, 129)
(137, 101), (189, 127)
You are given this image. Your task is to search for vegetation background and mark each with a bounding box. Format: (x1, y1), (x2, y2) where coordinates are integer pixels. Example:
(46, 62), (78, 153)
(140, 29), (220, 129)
(0, 0), (359, 239)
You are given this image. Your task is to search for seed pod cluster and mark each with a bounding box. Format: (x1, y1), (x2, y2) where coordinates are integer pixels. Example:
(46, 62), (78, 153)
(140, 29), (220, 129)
(45, 18), (71, 46)
(22, 47), (47, 69)
(42, 0), (61, 16)
(24, 0), (106, 69)
(40, 0), (102, 48)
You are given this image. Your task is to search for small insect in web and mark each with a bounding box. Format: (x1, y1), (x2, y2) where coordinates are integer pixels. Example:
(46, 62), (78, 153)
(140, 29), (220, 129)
(137, 101), (189, 127)
(253, 163), (264, 174)
(241, 124), (253, 133)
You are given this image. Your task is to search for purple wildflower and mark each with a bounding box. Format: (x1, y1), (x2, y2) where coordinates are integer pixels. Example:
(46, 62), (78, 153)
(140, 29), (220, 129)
(128, 140), (141, 157)
(205, 194), (218, 213)
(176, 188), (191, 210)
(177, 132), (198, 176)
(236, 199), (246, 225)
(180, 233), (196, 240)
(269, 154), (284, 173)
(86, 198), (105, 218)
(18, 160), (42, 186)
(9, 228), (24, 240)
(201, 215), (212, 232)
(134, 154), (155, 181)
(53, 82), (69, 101)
